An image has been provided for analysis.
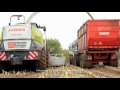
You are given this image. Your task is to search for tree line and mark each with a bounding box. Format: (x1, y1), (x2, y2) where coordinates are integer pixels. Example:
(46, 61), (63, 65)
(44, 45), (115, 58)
(46, 38), (69, 61)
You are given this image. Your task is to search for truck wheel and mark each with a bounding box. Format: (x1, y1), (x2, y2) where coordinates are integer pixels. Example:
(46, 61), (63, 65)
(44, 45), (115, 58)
(71, 56), (73, 65)
(79, 55), (82, 67)
(76, 58), (80, 66)
(69, 55), (73, 65)
(109, 53), (119, 67)
(80, 54), (83, 67)
(70, 59), (72, 65)
(72, 56), (76, 66)
(76, 55), (80, 66)
(76, 59), (80, 66)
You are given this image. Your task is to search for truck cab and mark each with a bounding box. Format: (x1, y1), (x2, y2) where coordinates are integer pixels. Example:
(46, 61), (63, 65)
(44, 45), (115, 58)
(69, 40), (79, 65)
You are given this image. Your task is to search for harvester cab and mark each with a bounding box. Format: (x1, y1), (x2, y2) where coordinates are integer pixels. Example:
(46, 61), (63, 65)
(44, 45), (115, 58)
(9, 15), (26, 26)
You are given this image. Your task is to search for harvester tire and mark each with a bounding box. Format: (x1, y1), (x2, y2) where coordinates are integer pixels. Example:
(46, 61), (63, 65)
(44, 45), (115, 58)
(0, 63), (4, 73)
(35, 49), (49, 70)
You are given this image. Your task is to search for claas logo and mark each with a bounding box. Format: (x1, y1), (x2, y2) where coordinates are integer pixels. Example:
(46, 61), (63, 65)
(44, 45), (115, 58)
(8, 28), (26, 32)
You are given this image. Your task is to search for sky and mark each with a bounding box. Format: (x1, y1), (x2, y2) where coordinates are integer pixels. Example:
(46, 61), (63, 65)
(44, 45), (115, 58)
(0, 12), (120, 49)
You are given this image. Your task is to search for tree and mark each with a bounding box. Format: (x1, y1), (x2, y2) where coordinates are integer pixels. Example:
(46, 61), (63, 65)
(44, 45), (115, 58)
(46, 38), (62, 54)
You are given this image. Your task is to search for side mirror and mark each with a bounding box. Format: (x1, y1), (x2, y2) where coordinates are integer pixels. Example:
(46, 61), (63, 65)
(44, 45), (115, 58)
(18, 17), (20, 20)
(38, 25), (46, 32)
(43, 26), (46, 32)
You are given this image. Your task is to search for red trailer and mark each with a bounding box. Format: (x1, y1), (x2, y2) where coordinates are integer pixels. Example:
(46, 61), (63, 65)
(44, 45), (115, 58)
(77, 20), (120, 68)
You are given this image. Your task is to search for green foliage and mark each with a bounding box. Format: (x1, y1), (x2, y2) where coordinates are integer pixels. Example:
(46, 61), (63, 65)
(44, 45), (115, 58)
(46, 38), (69, 62)
(46, 38), (62, 54)
(61, 49), (69, 62)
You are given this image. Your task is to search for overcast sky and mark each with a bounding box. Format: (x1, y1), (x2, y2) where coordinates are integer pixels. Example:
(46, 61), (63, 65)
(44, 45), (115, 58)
(0, 12), (120, 49)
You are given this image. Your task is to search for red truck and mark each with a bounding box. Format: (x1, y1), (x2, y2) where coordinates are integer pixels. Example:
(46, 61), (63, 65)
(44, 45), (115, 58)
(77, 20), (120, 68)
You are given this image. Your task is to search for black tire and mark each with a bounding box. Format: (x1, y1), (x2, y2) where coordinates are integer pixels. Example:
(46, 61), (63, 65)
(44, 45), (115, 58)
(72, 57), (76, 66)
(79, 55), (82, 67)
(76, 59), (80, 66)
(76, 57), (80, 66)
(0, 63), (4, 73)
(76, 55), (80, 66)
(70, 60), (72, 65)
(35, 49), (49, 70)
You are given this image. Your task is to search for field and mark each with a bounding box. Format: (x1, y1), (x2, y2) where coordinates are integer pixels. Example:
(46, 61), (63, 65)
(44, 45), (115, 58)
(0, 53), (120, 78)
(0, 62), (120, 78)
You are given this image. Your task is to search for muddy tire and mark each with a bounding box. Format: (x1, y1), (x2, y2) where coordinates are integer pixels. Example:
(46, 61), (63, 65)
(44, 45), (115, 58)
(80, 55), (82, 67)
(0, 63), (4, 73)
(69, 55), (73, 65)
(70, 59), (72, 65)
(76, 55), (80, 66)
(76, 59), (80, 66)
(35, 49), (49, 70)
(72, 57), (76, 66)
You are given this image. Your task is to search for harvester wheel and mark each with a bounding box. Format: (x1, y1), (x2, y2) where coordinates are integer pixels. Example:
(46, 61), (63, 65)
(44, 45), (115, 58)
(0, 63), (4, 73)
(76, 55), (80, 66)
(35, 49), (49, 70)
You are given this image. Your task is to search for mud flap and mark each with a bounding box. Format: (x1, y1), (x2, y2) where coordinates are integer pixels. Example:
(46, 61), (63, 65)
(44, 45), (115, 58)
(81, 53), (92, 68)
(109, 52), (118, 67)
(109, 59), (118, 67)
(82, 60), (92, 68)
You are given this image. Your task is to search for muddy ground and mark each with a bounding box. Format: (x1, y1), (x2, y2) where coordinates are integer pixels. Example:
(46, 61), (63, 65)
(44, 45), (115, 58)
(0, 63), (120, 78)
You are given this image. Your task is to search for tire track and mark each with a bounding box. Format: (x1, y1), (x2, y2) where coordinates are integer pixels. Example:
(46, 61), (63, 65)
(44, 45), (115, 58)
(85, 66), (120, 78)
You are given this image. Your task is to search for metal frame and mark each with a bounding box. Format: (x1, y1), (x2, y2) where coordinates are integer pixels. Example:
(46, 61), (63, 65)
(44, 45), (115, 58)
(10, 15), (26, 25)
